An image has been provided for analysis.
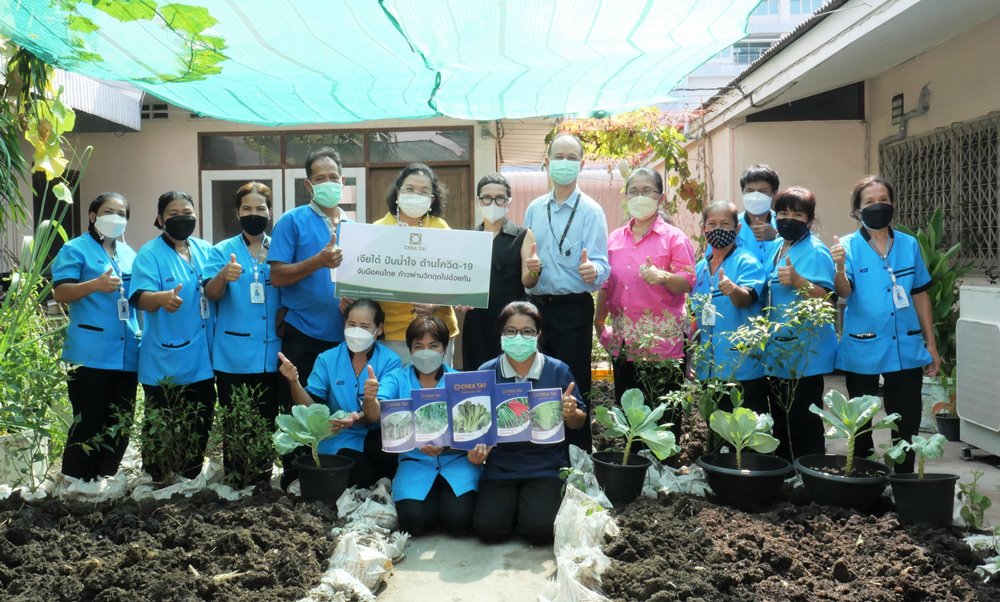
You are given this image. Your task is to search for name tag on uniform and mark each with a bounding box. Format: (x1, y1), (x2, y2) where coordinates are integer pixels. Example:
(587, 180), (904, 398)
(892, 285), (910, 309)
(200, 294), (210, 319)
(702, 303), (717, 327)
(250, 282), (265, 304)
(117, 297), (130, 321)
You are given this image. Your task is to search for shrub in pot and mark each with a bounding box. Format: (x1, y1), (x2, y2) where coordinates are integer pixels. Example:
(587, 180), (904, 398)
(931, 374), (960, 441)
(886, 433), (959, 526)
(697, 402), (792, 507)
(593, 388), (679, 507)
(795, 390), (899, 511)
(273, 404), (354, 503)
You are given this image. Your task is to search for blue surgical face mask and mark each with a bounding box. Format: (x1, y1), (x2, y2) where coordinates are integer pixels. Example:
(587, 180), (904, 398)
(411, 348), (444, 374)
(501, 334), (538, 362)
(548, 159), (581, 186)
(312, 181), (343, 208)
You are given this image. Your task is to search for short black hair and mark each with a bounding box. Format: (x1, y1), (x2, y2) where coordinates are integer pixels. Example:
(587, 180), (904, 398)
(88, 192), (129, 218)
(701, 200), (738, 226)
(305, 147), (343, 179)
(345, 298), (386, 328)
(625, 167), (663, 194)
(496, 301), (544, 333)
(476, 172), (511, 198)
(773, 186), (816, 222)
(386, 163), (447, 218)
(405, 315), (450, 350)
(157, 191), (194, 216)
(739, 164), (780, 193)
(850, 175), (895, 216)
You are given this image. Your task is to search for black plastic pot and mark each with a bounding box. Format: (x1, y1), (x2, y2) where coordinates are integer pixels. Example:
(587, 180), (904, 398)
(888, 473), (960, 526)
(294, 453), (354, 504)
(591, 451), (651, 507)
(794, 454), (891, 511)
(935, 414), (961, 442)
(696, 453), (793, 508)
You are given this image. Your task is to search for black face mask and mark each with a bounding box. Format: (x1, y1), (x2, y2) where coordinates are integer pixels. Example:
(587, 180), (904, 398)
(860, 203), (894, 230)
(239, 214), (269, 236)
(705, 228), (737, 249)
(163, 215), (197, 241)
(776, 218), (809, 242)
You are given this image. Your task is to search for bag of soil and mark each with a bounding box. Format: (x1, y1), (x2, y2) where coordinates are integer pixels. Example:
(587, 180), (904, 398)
(329, 531), (392, 593)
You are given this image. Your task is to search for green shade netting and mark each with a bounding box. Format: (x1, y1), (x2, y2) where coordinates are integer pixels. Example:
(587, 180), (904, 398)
(0, 0), (758, 125)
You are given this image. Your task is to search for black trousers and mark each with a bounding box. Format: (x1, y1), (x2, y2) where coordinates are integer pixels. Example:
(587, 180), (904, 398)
(277, 323), (338, 487)
(473, 476), (563, 545)
(714, 377), (771, 416)
(215, 371), (281, 485)
(141, 378), (216, 481)
(847, 367), (923, 473)
(767, 375), (826, 461)
(62, 367), (138, 481)
(364, 428), (398, 482)
(336, 448), (377, 489)
(396, 475), (476, 537)
(531, 293), (594, 452)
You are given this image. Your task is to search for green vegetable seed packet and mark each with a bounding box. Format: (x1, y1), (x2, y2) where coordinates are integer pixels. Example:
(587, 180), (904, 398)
(495, 381), (533, 444)
(412, 387), (451, 447)
(445, 370), (497, 450)
(380, 398), (415, 453)
(529, 388), (565, 445)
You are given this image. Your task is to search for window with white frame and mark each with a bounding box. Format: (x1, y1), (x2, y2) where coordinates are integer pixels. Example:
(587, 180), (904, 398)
(733, 42), (773, 65)
(753, 0), (779, 16)
(880, 113), (1000, 270)
(790, 0), (825, 15)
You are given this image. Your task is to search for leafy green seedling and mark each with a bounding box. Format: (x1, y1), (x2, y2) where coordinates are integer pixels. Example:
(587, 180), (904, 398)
(809, 390), (900, 476)
(594, 388), (679, 465)
(885, 433), (947, 479)
(272, 405), (350, 467)
(959, 470), (993, 531)
(709, 407), (780, 470)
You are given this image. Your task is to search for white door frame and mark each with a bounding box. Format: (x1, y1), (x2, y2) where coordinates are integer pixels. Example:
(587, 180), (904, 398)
(284, 167), (367, 223)
(200, 169), (285, 243)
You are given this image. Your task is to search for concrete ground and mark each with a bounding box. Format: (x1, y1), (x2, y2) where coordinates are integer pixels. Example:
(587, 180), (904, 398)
(380, 374), (1000, 601)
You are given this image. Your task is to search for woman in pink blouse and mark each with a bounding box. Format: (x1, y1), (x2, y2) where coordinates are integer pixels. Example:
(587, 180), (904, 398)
(595, 167), (695, 406)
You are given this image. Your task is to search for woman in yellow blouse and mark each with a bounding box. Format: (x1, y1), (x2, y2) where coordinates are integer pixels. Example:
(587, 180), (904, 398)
(373, 163), (459, 366)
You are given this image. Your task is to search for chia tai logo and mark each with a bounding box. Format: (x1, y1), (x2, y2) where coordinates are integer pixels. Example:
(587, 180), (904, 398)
(404, 232), (427, 251)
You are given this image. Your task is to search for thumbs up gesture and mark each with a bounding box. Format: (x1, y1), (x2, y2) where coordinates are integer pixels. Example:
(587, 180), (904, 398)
(317, 232), (343, 268)
(561, 382), (580, 419)
(578, 248), (597, 284)
(778, 257), (802, 288)
(526, 242), (542, 274)
(639, 255), (665, 286)
(830, 235), (846, 270)
(93, 265), (121, 293)
(222, 253), (243, 282)
(160, 283), (184, 312)
(277, 351), (299, 383)
(363, 365), (380, 403)
(717, 267), (737, 296)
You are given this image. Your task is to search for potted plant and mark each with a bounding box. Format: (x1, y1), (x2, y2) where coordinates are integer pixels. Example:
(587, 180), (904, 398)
(885, 433), (959, 525)
(795, 390), (900, 511)
(272, 404), (354, 503)
(592, 388), (680, 507)
(696, 402), (792, 507)
(931, 371), (960, 441)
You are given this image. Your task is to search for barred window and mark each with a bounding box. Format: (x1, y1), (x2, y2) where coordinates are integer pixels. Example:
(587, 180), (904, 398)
(879, 113), (1000, 270)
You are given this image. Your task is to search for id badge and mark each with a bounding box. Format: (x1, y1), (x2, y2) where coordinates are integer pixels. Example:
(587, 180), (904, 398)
(117, 297), (130, 321)
(200, 294), (210, 320)
(330, 267), (337, 283)
(892, 285), (910, 309)
(250, 282), (265, 304)
(702, 303), (717, 327)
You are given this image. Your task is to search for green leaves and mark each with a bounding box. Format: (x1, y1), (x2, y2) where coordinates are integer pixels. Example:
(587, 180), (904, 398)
(709, 407), (779, 469)
(272, 404), (340, 466)
(886, 433), (947, 478)
(810, 390), (900, 476)
(596, 388), (679, 463)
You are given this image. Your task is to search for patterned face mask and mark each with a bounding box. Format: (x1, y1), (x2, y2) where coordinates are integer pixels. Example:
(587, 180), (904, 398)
(705, 228), (737, 249)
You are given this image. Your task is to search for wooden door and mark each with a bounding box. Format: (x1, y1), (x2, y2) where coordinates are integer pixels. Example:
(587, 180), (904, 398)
(366, 166), (472, 229)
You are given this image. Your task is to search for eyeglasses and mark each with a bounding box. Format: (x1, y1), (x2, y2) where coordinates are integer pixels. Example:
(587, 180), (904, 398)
(400, 186), (432, 197)
(501, 327), (538, 338)
(478, 196), (510, 206)
(626, 188), (661, 199)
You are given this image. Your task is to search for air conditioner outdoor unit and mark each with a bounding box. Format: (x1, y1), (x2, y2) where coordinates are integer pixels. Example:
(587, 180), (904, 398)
(956, 285), (1000, 457)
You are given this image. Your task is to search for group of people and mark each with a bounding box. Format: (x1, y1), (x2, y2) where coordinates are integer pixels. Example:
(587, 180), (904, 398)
(52, 133), (939, 545)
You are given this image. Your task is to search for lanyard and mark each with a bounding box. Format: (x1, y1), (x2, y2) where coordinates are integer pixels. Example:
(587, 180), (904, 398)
(866, 235), (896, 284)
(545, 191), (580, 257)
(244, 234), (270, 283)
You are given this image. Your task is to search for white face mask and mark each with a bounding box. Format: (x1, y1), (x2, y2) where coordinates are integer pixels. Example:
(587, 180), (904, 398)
(626, 195), (658, 220)
(94, 214), (128, 239)
(344, 326), (376, 353)
(397, 193), (432, 219)
(480, 204), (508, 224)
(743, 191), (772, 216)
(411, 348), (444, 374)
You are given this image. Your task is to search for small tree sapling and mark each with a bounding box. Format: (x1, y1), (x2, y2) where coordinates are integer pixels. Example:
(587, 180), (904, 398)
(594, 388), (679, 465)
(885, 433), (947, 479)
(959, 470), (993, 531)
(708, 407), (780, 470)
(272, 404), (350, 468)
(808, 390), (900, 476)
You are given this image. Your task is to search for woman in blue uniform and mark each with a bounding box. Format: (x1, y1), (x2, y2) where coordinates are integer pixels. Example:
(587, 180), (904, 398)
(472, 301), (586, 545)
(130, 191), (227, 481)
(832, 176), (939, 473)
(277, 299), (401, 488)
(763, 187), (838, 460)
(204, 182), (281, 485)
(362, 316), (480, 536)
(52, 192), (140, 481)
(690, 201), (768, 413)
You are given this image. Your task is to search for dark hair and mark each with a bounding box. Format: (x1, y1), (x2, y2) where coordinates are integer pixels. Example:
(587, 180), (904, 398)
(87, 192), (129, 237)
(155, 191), (194, 229)
(476, 172), (511, 198)
(496, 301), (544, 333)
(386, 163), (447, 218)
(546, 132), (585, 158)
(701, 200), (738, 226)
(405, 315), (450, 350)
(233, 181), (273, 211)
(739, 164), (780, 193)
(625, 167), (663, 194)
(850, 175), (896, 217)
(773, 186), (817, 223)
(345, 298), (386, 335)
(304, 147), (343, 179)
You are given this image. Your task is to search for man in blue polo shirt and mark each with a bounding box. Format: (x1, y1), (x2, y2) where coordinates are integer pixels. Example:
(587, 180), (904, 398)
(737, 164), (781, 263)
(268, 147), (350, 487)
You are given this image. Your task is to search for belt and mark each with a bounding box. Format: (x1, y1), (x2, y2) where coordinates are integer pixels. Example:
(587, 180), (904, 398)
(529, 292), (591, 307)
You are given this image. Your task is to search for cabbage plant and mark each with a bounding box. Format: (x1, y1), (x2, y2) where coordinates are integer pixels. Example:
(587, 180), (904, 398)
(594, 388), (679, 465)
(272, 405), (350, 467)
(809, 390), (900, 476)
(708, 406), (779, 470)
(885, 433), (947, 479)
